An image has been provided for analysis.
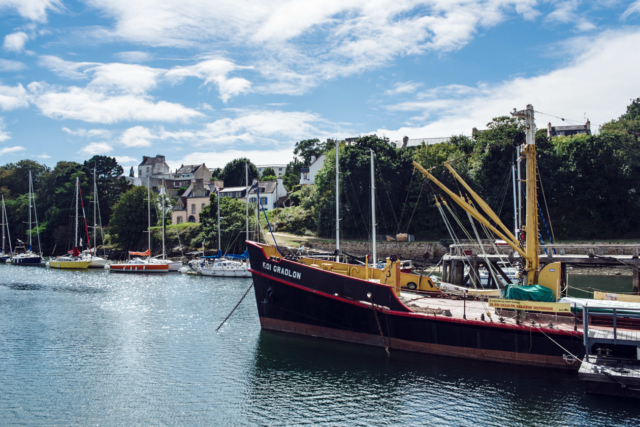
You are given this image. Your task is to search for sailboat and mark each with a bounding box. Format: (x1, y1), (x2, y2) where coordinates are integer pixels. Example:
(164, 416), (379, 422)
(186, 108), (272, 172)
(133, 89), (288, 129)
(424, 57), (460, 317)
(148, 180), (182, 271)
(0, 195), (12, 262)
(198, 163), (250, 277)
(106, 177), (169, 273)
(47, 177), (92, 269)
(80, 167), (107, 268)
(11, 171), (43, 266)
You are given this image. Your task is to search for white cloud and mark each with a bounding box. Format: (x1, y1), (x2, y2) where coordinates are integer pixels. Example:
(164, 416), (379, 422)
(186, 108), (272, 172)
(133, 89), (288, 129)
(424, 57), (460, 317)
(0, 118), (10, 142)
(0, 59), (27, 72)
(3, 32), (29, 52)
(28, 82), (203, 124)
(114, 51), (153, 63)
(378, 29), (640, 139)
(0, 146), (26, 156)
(82, 0), (546, 94)
(168, 148), (295, 170)
(120, 126), (155, 147)
(33, 153), (51, 159)
(114, 155), (138, 165)
(385, 81), (423, 96)
(79, 142), (113, 155)
(0, 0), (62, 22)
(62, 127), (112, 138)
(166, 58), (252, 102)
(0, 84), (29, 111)
(622, 1), (640, 20)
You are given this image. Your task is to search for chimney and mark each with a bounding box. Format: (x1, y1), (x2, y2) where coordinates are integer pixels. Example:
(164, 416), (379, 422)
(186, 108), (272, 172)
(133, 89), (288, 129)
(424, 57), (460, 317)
(402, 136), (409, 148)
(310, 155), (316, 164)
(586, 119), (590, 131)
(142, 156), (149, 163)
(547, 122), (552, 138)
(157, 155), (165, 162)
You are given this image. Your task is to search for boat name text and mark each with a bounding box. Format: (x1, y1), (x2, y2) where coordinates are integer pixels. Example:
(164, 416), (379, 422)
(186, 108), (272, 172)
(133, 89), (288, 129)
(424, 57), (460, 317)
(263, 262), (302, 280)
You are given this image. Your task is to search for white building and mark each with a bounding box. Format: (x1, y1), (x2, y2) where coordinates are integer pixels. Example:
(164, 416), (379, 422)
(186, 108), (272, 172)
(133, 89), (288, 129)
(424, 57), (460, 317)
(247, 178), (289, 211)
(256, 164), (287, 178)
(300, 154), (325, 185)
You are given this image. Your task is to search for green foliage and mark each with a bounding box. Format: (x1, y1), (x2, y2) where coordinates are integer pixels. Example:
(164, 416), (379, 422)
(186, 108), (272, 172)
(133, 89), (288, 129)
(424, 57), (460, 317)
(199, 194), (258, 254)
(221, 158), (258, 187)
(294, 138), (326, 166)
(282, 159), (303, 190)
(108, 186), (159, 251)
(261, 167), (276, 179)
(177, 186), (189, 196)
(266, 206), (316, 235)
(261, 174), (277, 181)
(210, 167), (223, 180)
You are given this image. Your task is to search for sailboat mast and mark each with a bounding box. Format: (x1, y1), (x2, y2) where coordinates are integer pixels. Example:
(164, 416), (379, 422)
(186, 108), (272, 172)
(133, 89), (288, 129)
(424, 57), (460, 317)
(75, 177), (79, 248)
(147, 176), (151, 254)
(370, 150), (377, 266)
(335, 141), (340, 262)
(1, 195), (5, 253)
(245, 163), (249, 242)
(28, 171), (32, 251)
(512, 160), (517, 237)
(217, 189), (221, 252)
(162, 179), (165, 260)
(93, 167), (96, 252)
(2, 195), (11, 254)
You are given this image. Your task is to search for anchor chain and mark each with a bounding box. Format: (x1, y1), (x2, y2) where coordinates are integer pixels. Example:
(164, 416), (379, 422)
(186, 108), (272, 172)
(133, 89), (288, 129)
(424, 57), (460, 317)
(368, 293), (390, 358)
(215, 282), (254, 333)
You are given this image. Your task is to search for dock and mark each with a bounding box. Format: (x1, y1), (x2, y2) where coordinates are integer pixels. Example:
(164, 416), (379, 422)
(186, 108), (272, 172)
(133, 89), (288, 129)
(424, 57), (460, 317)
(578, 357), (640, 398)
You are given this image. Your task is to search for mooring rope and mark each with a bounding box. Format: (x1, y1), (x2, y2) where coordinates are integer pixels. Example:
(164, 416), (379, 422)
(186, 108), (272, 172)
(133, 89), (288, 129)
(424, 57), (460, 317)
(368, 293), (390, 358)
(215, 282), (254, 333)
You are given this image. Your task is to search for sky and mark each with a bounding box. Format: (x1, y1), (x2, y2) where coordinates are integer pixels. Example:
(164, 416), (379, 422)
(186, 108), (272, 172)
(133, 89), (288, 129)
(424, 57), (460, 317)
(1, 0), (640, 173)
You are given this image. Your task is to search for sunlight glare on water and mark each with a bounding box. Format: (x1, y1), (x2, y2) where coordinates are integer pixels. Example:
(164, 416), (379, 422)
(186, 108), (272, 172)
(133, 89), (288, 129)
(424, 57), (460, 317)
(0, 265), (639, 426)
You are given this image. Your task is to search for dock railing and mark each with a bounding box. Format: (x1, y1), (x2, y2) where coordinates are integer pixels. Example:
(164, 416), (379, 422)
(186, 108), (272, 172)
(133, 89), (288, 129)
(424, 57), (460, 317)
(582, 304), (640, 362)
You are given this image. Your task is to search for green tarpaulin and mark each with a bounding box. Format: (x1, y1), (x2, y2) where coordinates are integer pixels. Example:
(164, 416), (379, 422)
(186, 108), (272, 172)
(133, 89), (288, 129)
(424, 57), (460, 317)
(504, 284), (554, 302)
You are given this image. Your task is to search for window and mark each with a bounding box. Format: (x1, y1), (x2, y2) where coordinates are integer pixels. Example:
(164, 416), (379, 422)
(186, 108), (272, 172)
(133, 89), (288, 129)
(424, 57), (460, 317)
(177, 217), (183, 224)
(279, 168), (282, 171)
(191, 204), (196, 214)
(188, 215), (196, 223)
(261, 197), (267, 205)
(146, 167), (150, 174)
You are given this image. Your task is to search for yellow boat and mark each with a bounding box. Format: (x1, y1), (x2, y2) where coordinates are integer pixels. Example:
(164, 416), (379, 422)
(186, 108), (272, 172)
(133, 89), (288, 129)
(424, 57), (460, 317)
(47, 256), (91, 269)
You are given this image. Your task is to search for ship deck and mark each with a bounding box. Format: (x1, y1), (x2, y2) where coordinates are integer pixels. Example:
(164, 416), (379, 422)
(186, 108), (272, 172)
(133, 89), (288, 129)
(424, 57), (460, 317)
(398, 292), (636, 336)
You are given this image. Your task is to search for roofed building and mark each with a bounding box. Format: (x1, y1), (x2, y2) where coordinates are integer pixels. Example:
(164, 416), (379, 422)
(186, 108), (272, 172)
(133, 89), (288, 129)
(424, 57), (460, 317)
(547, 121), (591, 138)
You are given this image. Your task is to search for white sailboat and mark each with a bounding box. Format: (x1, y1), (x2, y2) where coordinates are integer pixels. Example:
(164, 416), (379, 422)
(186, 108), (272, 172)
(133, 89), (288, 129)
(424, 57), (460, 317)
(1, 195), (12, 262)
(148, 180), (182, 271)
(198, 163), (250, 277)
(81, 167), (107, 268)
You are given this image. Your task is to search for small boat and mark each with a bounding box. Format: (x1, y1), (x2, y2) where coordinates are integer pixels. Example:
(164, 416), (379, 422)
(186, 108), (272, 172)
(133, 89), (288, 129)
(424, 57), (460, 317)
(81, 249), (107, 268)
(47, 177), (91, 270)
(11, 171), (42, 266)
(199, 257), (250, 277)
(81, 167), (109, 268)
(106, 178), (168, 273)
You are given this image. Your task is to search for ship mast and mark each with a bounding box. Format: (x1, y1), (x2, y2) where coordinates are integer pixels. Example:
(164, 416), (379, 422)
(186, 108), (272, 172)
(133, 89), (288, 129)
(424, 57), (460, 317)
(335, 140), (340, 262)
(75, 176), (79, 249)
(371, 149), (376, 266)
(245, 163), (249, 243)
(511, 104), (539, 285)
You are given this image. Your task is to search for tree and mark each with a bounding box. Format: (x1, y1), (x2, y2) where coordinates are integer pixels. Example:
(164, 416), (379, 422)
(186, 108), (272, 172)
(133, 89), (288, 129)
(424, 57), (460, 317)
(261, 167), (276, 179)
(0, 159), (49, 199)
(108, 186), (159, 251)
(199, 194), (257, 254)
(210, 167), (223, 180)
(282, 159), (302, 190)
(294, 138), (325, 166)
(81, 155), (132, 222)
(129, 167), (134, 177)
(221, 158), (259, 187)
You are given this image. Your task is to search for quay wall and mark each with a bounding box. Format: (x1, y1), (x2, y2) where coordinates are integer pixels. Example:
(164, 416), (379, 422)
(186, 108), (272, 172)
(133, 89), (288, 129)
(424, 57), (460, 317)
(304, 241), (447, 262)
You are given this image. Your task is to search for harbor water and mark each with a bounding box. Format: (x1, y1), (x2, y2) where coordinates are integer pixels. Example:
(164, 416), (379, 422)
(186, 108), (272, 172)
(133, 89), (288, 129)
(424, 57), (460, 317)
(1, 264), (639, 426)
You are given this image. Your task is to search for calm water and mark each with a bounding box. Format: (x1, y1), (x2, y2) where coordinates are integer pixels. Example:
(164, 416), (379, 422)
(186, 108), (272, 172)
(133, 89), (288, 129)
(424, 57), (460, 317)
(1, 265), (639, 426)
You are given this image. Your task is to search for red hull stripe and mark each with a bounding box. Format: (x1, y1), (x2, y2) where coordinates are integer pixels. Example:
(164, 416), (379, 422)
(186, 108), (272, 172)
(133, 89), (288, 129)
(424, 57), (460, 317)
(249, 268), (582, 338)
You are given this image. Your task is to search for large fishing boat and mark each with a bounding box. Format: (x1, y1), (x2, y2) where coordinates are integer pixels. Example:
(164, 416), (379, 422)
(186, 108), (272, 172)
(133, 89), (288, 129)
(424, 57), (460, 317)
(247, 105), (639, 370)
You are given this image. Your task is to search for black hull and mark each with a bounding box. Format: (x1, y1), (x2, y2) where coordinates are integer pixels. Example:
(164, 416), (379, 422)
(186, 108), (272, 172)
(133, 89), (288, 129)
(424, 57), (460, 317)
(248, 242), (584, 369)
(11, 256), (42, 265)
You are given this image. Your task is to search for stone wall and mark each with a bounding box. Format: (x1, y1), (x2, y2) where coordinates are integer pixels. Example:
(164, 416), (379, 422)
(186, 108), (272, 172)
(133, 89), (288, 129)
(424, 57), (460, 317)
(304, 241), (447, 262)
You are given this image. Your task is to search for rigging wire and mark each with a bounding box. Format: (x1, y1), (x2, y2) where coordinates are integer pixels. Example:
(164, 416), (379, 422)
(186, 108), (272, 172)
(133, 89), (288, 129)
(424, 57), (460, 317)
(397, 169), (415, 235)
(534, 110), (585, 125)
(348, 174), (370, 237)
(374, 157), (400, 232)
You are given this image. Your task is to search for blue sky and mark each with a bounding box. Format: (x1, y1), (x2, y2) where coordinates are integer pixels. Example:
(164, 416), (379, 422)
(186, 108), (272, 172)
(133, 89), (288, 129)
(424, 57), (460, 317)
(1, 0), (640, 172)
